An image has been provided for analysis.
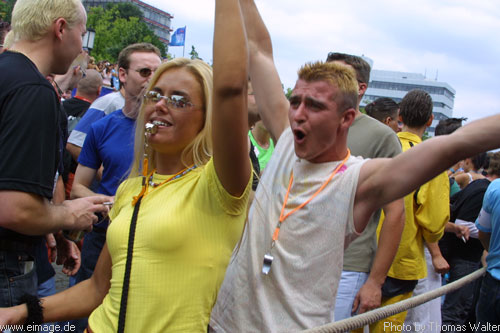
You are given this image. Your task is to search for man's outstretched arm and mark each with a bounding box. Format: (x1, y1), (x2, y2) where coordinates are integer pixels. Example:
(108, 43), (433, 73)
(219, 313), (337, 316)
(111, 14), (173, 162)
(355, 114), (500, 232)
(0, 190), (110, 235)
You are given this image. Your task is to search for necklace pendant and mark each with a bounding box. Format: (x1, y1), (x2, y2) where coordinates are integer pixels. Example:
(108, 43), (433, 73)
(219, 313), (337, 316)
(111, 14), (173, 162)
(262, 253), (274, 275)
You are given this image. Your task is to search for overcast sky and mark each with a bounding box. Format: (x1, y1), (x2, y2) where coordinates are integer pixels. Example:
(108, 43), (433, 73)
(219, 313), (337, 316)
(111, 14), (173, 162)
(147, 0), (500, 123)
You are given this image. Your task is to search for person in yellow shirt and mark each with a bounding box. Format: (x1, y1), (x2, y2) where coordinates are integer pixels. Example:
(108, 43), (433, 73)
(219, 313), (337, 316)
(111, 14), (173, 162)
(0, 0), (252, 332)
(372, 89), (450, 332)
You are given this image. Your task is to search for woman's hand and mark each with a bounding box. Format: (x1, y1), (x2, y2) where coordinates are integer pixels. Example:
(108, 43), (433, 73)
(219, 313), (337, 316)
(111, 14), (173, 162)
(0, 304), (28, 326)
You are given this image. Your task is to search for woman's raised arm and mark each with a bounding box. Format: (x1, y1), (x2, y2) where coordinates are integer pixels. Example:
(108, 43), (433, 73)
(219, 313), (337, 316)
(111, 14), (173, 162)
(212, 0), (251, 197)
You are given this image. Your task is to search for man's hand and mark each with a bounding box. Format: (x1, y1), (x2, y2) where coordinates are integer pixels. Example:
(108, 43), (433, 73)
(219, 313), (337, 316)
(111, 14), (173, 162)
(352, 279), (382, 314)
(62, 196), (112, 231)
(45, 234), (57, 263)
(453, 224), (470, 241)
(432, 254), (450, 274)
(55, 232), (81, 276)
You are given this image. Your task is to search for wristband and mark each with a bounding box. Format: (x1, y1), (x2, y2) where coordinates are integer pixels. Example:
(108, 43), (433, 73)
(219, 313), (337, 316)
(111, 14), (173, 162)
(20, 294), (43, 327)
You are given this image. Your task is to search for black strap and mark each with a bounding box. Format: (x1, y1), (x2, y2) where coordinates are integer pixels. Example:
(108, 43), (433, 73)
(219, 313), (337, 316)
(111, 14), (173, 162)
(117, 196), (142, 333)
(408, 141), (421, 204)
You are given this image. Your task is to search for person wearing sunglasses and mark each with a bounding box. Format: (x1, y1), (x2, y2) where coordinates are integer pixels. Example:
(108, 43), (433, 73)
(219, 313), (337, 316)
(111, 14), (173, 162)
(67, 43), (160, 163)
(0, 1), (252, 332)
(65, 43), (161, 332)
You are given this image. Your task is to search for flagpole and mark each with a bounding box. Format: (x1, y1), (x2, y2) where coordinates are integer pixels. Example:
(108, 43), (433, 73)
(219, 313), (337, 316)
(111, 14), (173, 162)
(183, 26), (186, 57)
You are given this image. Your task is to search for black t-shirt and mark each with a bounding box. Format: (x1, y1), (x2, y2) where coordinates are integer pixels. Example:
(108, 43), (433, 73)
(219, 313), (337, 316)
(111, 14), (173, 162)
(439, 178), (490, 262)
(0, 51), (61, 243)
(62, 97), (91, 174)
(62, 96), (91, 119)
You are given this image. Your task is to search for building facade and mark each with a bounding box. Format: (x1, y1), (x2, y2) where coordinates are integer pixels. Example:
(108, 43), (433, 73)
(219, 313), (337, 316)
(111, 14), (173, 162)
(363, 69), (456, 136)
(82, 0), (173, 49)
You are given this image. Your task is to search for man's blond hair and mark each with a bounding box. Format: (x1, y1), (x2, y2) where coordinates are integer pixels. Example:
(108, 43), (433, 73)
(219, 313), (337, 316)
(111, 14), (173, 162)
(11, 0), (84, 42)
(297, 61), (358, 113)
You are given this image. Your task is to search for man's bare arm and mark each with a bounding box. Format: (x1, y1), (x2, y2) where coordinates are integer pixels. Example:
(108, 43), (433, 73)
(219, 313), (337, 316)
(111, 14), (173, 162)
(240, 0), (289, 143)
(478, 230), (491, 251)
(426, 241), (449, 274)
(353, 198), (405, 314)
(0, 191), (110, 235)
(71, 164), (99, 199)
(66, 142), (82, 162)
(355, 114), (500, 230)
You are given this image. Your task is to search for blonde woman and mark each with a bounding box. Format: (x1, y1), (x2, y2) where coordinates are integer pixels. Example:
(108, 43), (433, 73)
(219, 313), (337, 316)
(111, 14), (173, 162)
(0, 0), (251, 331)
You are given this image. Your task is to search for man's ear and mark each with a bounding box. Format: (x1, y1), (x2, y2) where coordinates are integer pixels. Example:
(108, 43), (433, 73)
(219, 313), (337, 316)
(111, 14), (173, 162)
(53, 18), (67, 41)
(358, 82), (368, 97)
(341, 108), (356, 129)
(118, 67), (127, 86)
(426, 114), (434, 127)
(383, 116), (392, 125)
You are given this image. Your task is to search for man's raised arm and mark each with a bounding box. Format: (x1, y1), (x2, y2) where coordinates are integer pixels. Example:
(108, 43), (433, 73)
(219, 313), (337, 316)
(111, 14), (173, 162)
(240, 0), (289, 143)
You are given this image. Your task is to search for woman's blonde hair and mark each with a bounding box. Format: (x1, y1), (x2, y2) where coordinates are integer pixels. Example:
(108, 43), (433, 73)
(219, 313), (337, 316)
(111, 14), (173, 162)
(129, 58), (214, 179)
(12, 0), (84, 42)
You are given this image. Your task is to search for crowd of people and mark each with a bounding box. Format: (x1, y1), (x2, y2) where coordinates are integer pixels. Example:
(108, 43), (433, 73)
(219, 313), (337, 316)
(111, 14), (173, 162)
(0, 0), (499, 332)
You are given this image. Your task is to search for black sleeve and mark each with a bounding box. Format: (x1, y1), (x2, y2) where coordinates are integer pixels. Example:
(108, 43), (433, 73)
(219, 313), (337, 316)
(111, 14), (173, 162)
(0, 84), (60, 199)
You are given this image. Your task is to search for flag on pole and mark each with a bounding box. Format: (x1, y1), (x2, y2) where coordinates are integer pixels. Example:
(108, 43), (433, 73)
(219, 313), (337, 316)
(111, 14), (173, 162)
(170, 26), (186, 46)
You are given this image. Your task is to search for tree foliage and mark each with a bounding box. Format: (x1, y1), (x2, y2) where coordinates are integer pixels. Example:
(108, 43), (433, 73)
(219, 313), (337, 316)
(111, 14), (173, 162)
(87, 4), (166, 62)
(0, 0), (15, 23)
(106, 2), (144, 21)
(189, 45), (201, 60)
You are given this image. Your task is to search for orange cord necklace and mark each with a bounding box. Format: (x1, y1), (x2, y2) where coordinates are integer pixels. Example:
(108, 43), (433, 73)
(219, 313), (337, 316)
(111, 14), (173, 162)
(262, 149), (351, 274)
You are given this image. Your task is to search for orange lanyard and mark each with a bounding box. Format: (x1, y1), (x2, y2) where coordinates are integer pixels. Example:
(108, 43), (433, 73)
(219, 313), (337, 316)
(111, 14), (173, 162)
(132, 165), (196, 205)
(271, 149), (351, 244)
(74, 95), (93, 104)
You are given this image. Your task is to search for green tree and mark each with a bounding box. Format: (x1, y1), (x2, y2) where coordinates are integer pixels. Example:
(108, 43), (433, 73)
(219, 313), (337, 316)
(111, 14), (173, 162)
(86, 5), (166, 62)
(106, 2), (143, 21)
(189, 45), (201, 60)
(0, 0), (15, 23)
(285, 87), (293, 99)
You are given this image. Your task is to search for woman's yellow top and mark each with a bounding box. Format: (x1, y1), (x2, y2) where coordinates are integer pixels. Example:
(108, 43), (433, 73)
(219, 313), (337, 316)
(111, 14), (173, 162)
(89, 158), (251, 332)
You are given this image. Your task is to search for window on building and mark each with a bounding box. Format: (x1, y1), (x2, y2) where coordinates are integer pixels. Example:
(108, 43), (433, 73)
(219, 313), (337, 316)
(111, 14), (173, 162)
(369, 81), (455, 101)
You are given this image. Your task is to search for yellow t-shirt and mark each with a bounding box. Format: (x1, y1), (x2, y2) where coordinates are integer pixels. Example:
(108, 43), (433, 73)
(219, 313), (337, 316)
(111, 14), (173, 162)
(378, 131), (449, 280)
(88, 158), (251, 332)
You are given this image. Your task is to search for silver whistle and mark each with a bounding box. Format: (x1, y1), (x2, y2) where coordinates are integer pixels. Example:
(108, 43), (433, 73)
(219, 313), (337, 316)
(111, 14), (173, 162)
(262, 253), (274, 275)
(145, 122), (158, 135)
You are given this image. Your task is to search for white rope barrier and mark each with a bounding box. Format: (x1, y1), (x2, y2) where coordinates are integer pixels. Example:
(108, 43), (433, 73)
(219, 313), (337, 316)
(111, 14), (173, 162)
(303, 267), (486, 333)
